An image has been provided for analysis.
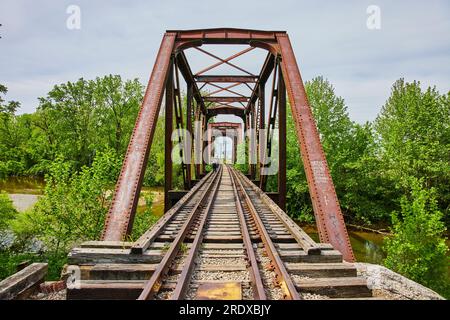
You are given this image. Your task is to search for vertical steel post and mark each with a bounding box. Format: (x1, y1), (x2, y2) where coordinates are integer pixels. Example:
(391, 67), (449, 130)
(250, 105), (257, 180)
(194, 106), (201, 179)
(202, 115), (207, 173)
(233, 135), (238, 164)
(164, 61), (174, 213)
(276, 33), (355, 262)
(278, 69), (287, 211)
(186, 83), (193, 188)
(102, 33), (176, 240)
(257, 84), (265, 184)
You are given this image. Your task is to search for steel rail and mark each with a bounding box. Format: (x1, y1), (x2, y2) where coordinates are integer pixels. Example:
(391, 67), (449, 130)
(229, 167), (300, 300)
(171, 166), (223, 299)
(227, 165), (267, 300)
(131, 171), (213, 254)
(137, 168), (221, 300)
(234, 169), (320, 254)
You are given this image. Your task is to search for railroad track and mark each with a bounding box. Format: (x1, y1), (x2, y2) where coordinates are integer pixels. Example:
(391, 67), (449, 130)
(66, 165), (374, 300)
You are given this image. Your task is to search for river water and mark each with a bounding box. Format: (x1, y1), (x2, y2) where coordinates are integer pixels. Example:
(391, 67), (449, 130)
(299, 224), (386, 264)
(0, 177), (386, 264)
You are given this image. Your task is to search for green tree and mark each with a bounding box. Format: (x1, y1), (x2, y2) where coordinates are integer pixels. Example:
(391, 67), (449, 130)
(375, 79), (450, 222)
(93, 75), (143, 155)
(12, 150), (122, 254)
(383, 178), (449, 297)
(286, 77), (394, 224)
(37, 79), (97, 168)
(143, 111), (165, 187)
(34, 75), (143, 172)
(0, 85), (31, 178)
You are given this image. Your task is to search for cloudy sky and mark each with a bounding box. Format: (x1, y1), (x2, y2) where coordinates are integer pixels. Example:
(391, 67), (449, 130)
(0, 0), (449, 123)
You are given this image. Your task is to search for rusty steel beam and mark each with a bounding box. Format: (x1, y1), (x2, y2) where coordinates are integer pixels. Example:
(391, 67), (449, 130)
(205, 83), (245, 97)
(186, 83), (193, 189)
(276, 33), (355, 262)
(278, 71), (287, 211)
(164, 62), (174, 213)
(206, 106), (245, 121)
(203, 96), (249, 103)
(169, 28), (282, 44)
(195, 75), (258, 83)
(194, 47), (256, 76)
(209, 122), (242, 128)
(102, 32), (176, 241)
(247, 53), (275, 109)
(176, 52), (207, 114)
(260, 59), (279, 191)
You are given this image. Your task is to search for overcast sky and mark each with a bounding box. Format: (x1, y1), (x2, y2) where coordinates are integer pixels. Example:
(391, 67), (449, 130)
(0, 0), (449, 123)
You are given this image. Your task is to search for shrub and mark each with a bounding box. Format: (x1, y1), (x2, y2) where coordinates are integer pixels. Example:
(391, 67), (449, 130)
(0, 192), (17, 230)
(383, 178), (449, 297)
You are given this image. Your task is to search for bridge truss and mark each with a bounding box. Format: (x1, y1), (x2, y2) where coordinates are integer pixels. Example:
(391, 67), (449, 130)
(100, 28), (355, 262)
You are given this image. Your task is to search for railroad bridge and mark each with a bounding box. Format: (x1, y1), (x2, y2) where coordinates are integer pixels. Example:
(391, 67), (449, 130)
(66, 28), (374, 300)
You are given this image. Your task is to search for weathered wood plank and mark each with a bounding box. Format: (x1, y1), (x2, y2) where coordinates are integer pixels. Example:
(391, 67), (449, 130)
(286, 263), (357, 277)
(280, 250), (343, 263)
(68, 248), (164, 264)
(67, 280), (250, 300)
(0, 263), (48, 300)
(80, 241), (133, 249)
(294, 277), (372, 298)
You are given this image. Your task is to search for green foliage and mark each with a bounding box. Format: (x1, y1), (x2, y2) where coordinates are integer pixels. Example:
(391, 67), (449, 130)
(1, 76), (449, 293)
(143, 113), (165, 187)
(130, 193), (159, 241)
(286, 76), (394, 224)
(0, 192), (17, 230)
(11, 150), (122, 255)
(0, 87), (31, 178)
(375, 79), (450, 221)
(0, 77), (143, 177)
(4, 149), (160, 280)
(234, 141), (248, 173)
(383, 178), (449, 297)
(0, 250), (38, 280)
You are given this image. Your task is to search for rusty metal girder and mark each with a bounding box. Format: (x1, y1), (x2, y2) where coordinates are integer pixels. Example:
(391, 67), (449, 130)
(203, 96), (249, 103)
(276, 33), (355, 262)
(176, 52), (207, 114)
(194, 47), (256, 76)
(101, 32), (176, 241)
(206, 106), (245, 121)
(206, 83), (249, 98)
(195, 75), (258, 83)
(247, 53), (275, 109)
(168, 28), (282, 44)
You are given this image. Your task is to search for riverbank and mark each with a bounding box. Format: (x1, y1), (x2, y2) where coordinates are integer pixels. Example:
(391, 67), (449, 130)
(298, 223), (386, 265)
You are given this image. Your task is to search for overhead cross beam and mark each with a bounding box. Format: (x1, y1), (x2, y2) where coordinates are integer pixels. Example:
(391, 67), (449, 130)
(203, 96), (249, 103)
(176, 51), (207, 114)
(246, 53), (275, 110)
(195, 75), (258, 83)
(204, 83), (247, 97)
(194, 47), (256, 76)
